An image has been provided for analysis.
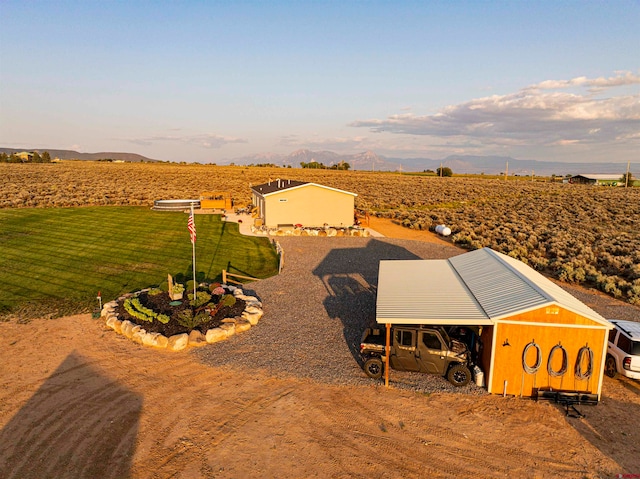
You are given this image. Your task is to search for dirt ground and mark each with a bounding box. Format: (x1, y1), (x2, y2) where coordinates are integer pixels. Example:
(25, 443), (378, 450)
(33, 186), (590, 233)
(366, 216), (453, 246)
(1, 218), (639, 478)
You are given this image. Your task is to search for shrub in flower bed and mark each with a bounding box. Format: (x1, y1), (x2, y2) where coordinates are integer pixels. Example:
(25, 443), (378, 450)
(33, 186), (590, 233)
(116, 283), (246, 337)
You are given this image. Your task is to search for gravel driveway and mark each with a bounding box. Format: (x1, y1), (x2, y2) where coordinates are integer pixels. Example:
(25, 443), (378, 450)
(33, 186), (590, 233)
(195, 237), (486, 394)
(195, 236), (640, 394)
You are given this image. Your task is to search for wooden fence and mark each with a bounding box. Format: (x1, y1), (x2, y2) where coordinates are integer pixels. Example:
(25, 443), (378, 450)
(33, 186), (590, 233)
(222, 240), (284, 285)
(222, 270), (259, 285)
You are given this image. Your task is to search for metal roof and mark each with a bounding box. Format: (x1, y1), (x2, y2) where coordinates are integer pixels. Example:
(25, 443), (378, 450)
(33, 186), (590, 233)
(610, 320), (640, 340)
(251, 180), (357, 197)
(376, 260), (492, 325)
(251, 179), (308, 195)
(376, 248), (610, 326)
(572, 174), (621, 180)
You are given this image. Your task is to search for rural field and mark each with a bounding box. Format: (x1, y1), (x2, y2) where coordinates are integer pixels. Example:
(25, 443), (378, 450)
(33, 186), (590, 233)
(0, 206), (278, 319)
(1, 161), (640, 478)
(3, 161), (639, 305)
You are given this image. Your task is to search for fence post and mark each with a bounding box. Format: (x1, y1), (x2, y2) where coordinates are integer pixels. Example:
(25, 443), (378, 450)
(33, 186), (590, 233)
(273, 239), (284, 273)
(222, 269), (227, 284)
(279, 245), (284, 273)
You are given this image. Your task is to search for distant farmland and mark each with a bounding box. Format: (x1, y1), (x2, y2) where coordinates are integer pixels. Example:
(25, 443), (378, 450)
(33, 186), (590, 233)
(2, 161), (639, 304)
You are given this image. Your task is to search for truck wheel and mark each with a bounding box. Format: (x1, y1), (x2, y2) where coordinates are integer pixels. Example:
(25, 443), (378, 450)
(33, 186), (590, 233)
(605, 356), (617, 378)
(364, 357), (383, 379)
(447, 364), (471, 387)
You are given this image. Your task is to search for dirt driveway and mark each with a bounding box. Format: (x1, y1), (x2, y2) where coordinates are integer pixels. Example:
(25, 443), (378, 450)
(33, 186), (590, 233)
(1, 218), (639, 478)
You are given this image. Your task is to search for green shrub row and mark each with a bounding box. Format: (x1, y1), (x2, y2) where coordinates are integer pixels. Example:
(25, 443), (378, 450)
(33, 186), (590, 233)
(123, 297), (170, 324)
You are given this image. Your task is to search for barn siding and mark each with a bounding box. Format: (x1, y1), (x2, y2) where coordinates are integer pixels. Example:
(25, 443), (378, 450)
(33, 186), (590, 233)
(497, 306), (606, 327)
(489, 315), (607, 397)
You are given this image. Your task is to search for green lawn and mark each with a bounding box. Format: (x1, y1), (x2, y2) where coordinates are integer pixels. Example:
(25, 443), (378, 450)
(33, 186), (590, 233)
(0, 207), (279, 318)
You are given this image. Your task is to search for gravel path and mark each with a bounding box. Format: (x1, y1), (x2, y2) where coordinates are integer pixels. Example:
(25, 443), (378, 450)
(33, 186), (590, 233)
(195, 237), (484, 394)
(194, 236), (640, 394)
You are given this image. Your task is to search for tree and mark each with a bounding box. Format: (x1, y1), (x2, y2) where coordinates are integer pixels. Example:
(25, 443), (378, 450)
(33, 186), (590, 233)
(329, 161), (350, 170)
(620, 171), (634, 187)
(437, 166), (453, 177)
(300, 161), (326, 169)
(42, 151), (51, 162)
(32, 151), (42, 163)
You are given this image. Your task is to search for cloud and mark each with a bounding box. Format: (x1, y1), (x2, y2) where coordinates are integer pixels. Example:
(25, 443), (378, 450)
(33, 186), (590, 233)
(127, 133), (247, 149)
(350, 71), (640, 151)
(527, 71), (640, 92)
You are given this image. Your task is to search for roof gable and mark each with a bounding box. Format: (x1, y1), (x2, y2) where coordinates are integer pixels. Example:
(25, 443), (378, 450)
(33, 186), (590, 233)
(251, 180), (357, 197)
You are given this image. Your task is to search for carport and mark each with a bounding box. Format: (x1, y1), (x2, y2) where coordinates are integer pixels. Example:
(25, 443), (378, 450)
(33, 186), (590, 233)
(376, 248), (612, 399)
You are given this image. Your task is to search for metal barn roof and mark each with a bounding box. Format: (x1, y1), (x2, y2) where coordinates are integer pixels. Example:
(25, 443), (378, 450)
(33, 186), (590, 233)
(376, 260), (492, 325)
(572, 174), (621, 180)
(376, 248), (609, 326)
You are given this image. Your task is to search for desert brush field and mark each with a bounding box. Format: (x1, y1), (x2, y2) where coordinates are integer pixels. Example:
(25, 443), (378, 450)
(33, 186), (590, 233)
(2, 161), (640, 478)
(3, 161), (639, 305)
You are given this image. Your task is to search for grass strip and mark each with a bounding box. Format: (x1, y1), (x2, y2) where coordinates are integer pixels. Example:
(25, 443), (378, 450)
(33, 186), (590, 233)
(0, 206), (279, 318)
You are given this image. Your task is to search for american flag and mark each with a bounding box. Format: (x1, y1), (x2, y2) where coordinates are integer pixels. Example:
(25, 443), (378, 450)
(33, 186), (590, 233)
(187, 211), (196, 244)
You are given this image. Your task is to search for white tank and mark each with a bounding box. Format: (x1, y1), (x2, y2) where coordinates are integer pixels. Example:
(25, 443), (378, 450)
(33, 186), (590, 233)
(435, 224), (451, 236)
(473, 365), (485, 387)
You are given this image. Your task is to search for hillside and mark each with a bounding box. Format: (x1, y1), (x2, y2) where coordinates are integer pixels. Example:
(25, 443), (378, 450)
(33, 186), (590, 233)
(2, 146), (633, 175)
(0, 147), (157, 163)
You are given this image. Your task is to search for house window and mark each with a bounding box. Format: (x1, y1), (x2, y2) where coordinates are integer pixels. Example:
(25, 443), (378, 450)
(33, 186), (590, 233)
(279, 198), (288, 202)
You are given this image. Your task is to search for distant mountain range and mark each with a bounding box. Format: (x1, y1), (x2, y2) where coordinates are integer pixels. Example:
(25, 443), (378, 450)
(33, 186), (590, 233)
(0, 147), (157, 163)
(2, 146), (632, 176)
(225, 149), (633, 176)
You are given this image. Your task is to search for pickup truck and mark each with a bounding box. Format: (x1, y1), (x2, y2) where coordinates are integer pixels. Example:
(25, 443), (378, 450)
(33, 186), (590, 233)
(360, 325), (472, 386)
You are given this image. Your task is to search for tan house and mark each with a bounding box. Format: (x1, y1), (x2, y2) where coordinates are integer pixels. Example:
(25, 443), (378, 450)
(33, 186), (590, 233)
(250, 179), (357, 228)
(376, 248), (613, 399)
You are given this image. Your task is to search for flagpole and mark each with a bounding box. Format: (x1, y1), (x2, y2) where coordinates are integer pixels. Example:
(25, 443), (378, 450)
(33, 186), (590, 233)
(190, 203), (197, 299)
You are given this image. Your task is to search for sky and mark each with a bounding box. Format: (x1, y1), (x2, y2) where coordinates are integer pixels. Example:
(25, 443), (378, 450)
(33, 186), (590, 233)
(1, 0), (639, 164)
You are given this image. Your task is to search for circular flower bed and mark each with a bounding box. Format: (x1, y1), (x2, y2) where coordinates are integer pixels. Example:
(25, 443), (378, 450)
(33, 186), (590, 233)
(101, 283), (264, 351)
(118, 283), (246, 337)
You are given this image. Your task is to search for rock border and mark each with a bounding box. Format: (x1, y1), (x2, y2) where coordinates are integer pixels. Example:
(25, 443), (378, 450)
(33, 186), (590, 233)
(100, 285), (264, 351)
(251, 225), (371, 238)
